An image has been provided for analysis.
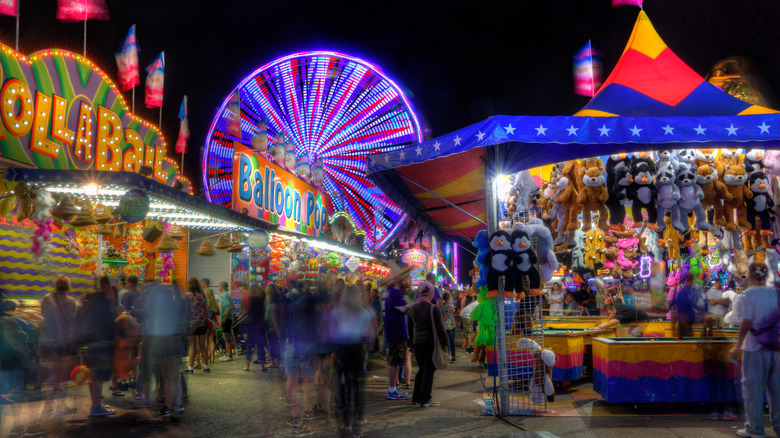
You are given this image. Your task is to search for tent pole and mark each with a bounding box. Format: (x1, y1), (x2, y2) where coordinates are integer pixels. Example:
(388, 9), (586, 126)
(397, 173), (487, 227)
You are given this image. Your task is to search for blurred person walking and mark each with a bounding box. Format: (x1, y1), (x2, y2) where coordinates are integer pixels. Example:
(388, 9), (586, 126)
(407, 282), (448, 407)
(381, 261), (414, 400)
(243, 285), (268, 371)
(203, 280), (219, 365)
(327, 284), (376, 436)
(441, 292), (457, 362)
(80, 276), (119, 416)
(119, 275), (143, 319)
(218, 281), (235, 361)
(185, 278), (210, 373)
(266, 284), (281, 368)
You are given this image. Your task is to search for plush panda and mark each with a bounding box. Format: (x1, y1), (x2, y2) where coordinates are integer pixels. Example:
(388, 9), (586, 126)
(510, 228), (541, 299)
(655, 165), (683, 231)
(606, 166), (632, 229)
(747, 171), (774, 233)
(485, 230), (514, 298)
(676, 164), (710, 231)
(627, 160), (658, 229)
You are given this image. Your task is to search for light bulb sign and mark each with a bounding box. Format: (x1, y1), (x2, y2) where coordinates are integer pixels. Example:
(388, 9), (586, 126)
(232, 144), (331, 237)
(0, 45), (186, 189)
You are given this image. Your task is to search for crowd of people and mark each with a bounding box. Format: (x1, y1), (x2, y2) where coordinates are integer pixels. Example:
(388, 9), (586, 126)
(0, 263), (482, 437)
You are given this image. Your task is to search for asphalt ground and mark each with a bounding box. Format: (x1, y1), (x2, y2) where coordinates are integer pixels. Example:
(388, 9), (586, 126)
(1, 346), (778, 438)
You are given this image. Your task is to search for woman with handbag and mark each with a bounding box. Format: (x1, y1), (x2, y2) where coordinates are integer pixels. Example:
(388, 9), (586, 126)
(407, 281), (448, 407)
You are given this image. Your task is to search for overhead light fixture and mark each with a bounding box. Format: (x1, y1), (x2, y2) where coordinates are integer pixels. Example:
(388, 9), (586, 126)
(84, 183), (98, 196)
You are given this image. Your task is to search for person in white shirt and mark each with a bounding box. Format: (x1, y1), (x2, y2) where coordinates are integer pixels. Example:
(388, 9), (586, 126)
(729, 263), (780, 438)
(547, 282), (565, 317)
(704, 279), (729, 335)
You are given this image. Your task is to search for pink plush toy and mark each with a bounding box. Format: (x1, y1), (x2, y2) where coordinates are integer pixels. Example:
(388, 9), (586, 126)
(616, 249), (638, 271)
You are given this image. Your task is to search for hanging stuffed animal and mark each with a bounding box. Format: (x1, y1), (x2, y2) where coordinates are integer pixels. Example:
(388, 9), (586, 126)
(659, 215), (683, 259)
(630, 152), (653, 171)
(484, 230), (514, 298)
(513, 171), (539, 217)
(746, 171), (774, 238)
(569, 230), (587, 272)
(676, 163), (710, 231)
(472, 230), (490, 289)
(696, 164), (731, 226)
(655, 164), (683, 232)
(675, 149), (697, 170)
(728, 247), (749, 281)
(516, 338), (556, 405)
(514, 218), (558, 283)
(554, 173), (580, 237)
(645, 229), (664, 261)
(576, 158), (609, 231)
(626, 159), (658, 229)
(718, 148), (743, 173)
(470, 285), (497, 347)
(510, 228), (541, 300)
(694, 149), (724, 176)
(744, 149), (766, 176)
(551, 176), (570, 245)
(606, 166), (631, 230)
(720, 165), (753, 231)
(584, 228), (606, 270)
(656, 149), (679, 173)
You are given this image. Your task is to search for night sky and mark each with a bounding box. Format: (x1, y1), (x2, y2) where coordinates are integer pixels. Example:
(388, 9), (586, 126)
(5, 1), (780, 191)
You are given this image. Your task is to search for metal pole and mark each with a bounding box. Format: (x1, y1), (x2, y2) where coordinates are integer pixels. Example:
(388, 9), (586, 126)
(82, 18), (87, 57)
(132, 87), (135, 114)
(14, 0), (18, 51)
(96, 234), (103, 278)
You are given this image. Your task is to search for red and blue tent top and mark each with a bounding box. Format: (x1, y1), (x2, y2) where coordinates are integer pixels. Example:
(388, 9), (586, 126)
(366, 11), (779, 246)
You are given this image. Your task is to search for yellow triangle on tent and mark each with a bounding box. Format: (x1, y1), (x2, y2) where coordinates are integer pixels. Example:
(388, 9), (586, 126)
(573, 109), (618, 117)
(737, 104), (779, 115)
(624, 10), (667, 60)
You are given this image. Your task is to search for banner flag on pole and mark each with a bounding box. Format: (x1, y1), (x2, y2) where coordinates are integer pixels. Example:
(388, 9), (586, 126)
(175, 96), (189, 154)
(611, 0), (642, 7)
(0, 0), (17, 17)
(114, 25), (140, 92)
(573, 40), (603, 97)
(144, 51), (164, 108)
(56, 0), (110, 22)
(227, 92), (241, 138)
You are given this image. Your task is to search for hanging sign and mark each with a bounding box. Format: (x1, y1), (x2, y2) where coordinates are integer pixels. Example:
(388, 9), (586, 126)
(0, 45), (188, 190)
(247, 230), (270, 249)
(401, 249), (428, 282)
(118, 189), (149, 223)
(232, 144), (331, 237)
(345, 256), (360, 272)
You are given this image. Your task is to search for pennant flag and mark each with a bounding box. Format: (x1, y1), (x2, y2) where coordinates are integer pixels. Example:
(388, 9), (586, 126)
(227, 92), (241, 138)
(0, 0), (17, 17)
(175, 96), (189, 154)
(114, 25), (140, 92)
(144, 52), (164, 108)
(56, 0), (110, 22)
(573, 41), (603, 97)
(612, 0), (642, 7)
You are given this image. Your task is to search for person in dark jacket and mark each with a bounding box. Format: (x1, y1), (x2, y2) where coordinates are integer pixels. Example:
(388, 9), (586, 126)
(243, 284), (267, 372)
(85, 276), (119, 416)
(407, 281), (448, 407)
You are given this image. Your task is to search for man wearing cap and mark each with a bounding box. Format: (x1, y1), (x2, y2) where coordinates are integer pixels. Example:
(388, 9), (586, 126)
(381, 261), (413, 400)
(730, 263), (780, 438)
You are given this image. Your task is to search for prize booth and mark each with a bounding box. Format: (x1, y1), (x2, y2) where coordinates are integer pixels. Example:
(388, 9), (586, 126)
(368, 11), (780, 414)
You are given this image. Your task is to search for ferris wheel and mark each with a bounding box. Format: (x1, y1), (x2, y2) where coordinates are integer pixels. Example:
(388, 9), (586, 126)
(202, 51), (422, 251)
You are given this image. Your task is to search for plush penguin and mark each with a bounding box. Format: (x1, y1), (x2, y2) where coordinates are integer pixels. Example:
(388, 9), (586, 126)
(744, 149), (766, 176)
(747, 171), (774, 234)
(630, 152), (654, 173)
(676, 163), (711, 232)
(606, 166), (632, 229)
(510, 228), (541, 299)
(626, 160), (658, 229)
(485, 230), (514, 298)
(606, 154), (631, 192)
(655, 165), (683, 231)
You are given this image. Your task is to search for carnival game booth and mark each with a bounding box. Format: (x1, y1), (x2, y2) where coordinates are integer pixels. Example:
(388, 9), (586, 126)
(368, 11), (779, 415)
(1, 168), (276, 300)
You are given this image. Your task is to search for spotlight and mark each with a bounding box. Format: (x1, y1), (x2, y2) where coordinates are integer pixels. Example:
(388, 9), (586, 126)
(138, 165), (153, 176)
(172, 180), (184, 190)
(84, 183), (98, 196)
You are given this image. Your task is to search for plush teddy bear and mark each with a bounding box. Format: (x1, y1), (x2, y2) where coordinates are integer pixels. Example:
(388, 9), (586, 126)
(655, 165), (683, 232)
(617, 249), (639, 279)
(728, 247), (749, 281)
(659, 215), (683, 259)
(720, 165), (754, 231)
(606, 166), (632, 230)
(515, 338), (556, 405)
(676, 164), (710, 232)
(696, 164), (731, 226)
(576, 158), (609, 231)
(744, 149), (766, 176)
(627, 160), (658, 230)
(603, 247), (626, 278)
(485, 230), (515, 299)
(656, 150), (679, 173)
(555, 171), (581, 236)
